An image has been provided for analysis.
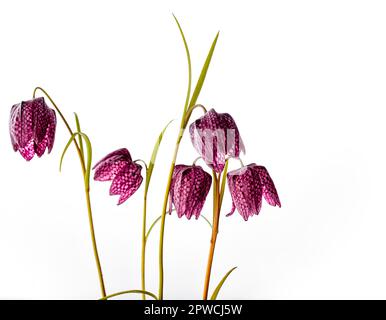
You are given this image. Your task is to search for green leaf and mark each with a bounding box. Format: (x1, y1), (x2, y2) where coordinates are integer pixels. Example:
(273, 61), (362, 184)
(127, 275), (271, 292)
(146, 120), (174, 192)
(210, 266), (237, 300)
(146, 212), (211, 241)
(100, 289), (158, 300)
(60, 132), (92, 189)
(74, 113), (85, 160)
(188, 31), (219, 110)
(201, 215), (213, 229)
(173, 14), (192, 115)
(145, 215), (162, 241)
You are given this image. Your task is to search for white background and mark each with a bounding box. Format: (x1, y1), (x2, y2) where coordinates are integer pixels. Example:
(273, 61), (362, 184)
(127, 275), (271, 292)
(0, 0), (386, 300)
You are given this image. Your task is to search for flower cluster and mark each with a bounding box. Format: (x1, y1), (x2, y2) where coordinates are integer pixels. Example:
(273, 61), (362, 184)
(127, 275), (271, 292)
(9, 103), (280, 220)
(8, 20), (281, 300)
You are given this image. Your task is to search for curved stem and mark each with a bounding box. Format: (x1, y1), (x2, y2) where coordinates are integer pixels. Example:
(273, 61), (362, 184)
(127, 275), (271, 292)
(33, 87), (86, 174)
(192, 157), (203, 166)
(134, 159), (148, 171)
(35, 87), (106, 298)
(184, 104), (207, 128)
(101, 289), (158, 300)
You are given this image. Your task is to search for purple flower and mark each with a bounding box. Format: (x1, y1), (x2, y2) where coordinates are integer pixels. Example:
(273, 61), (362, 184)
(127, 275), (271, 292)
(93, 148), (143, 205)
(169, 165), (212, 219)
(227, 164), (281, 221)
(189, 108), (245, 173)
(9, 97), (57, 161)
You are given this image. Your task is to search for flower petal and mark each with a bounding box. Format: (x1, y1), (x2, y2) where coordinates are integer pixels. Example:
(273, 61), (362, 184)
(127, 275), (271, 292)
(109, 163), (143, 205)
(254, 165), (281, 208)
(93, 148), (133, 181)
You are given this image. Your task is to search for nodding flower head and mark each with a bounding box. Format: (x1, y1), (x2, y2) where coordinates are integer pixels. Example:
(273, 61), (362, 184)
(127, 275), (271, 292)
(227, 164), (281, 221)
(9, 97), (57, 161)
(169, 165), (212, 219)
(93, 148), (143, 205)
(189, 108), (245, 173)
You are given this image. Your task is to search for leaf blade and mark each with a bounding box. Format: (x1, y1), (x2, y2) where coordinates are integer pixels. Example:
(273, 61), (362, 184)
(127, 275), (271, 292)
(146, 120), (174, 191)
(210, 266), (237, 300)
(188, 31), (219, 109)
(59, 132), (93, 190)
(173, 14), (192, 116)
(74, 113), (84, 160)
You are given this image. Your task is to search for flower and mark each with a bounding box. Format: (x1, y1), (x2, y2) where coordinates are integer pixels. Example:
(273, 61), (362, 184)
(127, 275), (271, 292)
(93, 148), (143, 205)
(227, 164), (281, 221)
(9, 97), (57, 161)
(169, 165), (212, 219)
(189, 108), (245, 173)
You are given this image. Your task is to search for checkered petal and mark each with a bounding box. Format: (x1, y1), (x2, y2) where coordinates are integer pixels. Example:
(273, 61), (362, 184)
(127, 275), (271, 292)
(9, 97), (57, 161)
(93, 148), (132, 181)
(169, 165), (212, 219)
(227, 164), (280, 221)
(190, 108), (245, 173)
(109, 162), (143, 205)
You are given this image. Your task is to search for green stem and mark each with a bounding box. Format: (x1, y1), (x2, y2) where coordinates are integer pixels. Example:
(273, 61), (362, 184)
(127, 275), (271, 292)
(158, 132), (184, 300)
(33, 87), (86, 174)
(141, 192), (147, 300)
(85, 186), (106, 297)
(36, 87), (106, 298)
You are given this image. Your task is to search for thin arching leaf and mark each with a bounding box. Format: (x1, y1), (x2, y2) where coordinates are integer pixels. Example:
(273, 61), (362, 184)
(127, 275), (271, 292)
(74, 113), (85, 160)
(201, 215), (213, 229)
(101, 289), (158, 300)
(146, 215), (162, 241)
(146, 120), (174, 191)
(146, 212), (211, 241)
(188, 31), (219, 110)
(60, 132), (92, 189)
(173, 14), (192, 115)
(210, 267), (237, 300)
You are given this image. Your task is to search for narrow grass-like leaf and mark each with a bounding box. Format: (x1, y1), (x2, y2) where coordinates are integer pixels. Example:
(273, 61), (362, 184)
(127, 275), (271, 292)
(74, 113), (85, 160)
(146, 215), (162, 241)
(60, 132), (92, 189)
(188, 31), (219, 110)
(219, 160), (229, 208)
(201, 215), (213, 229)
(210, 266), (237, 300)
(146, 120), (174, 191)
(100, 289), (158, 300)
(173, 14), (192, 115)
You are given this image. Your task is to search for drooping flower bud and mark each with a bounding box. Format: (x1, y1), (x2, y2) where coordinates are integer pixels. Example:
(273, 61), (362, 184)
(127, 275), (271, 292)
(169, 165), (212, 219)
(9, 97), (57, 161)
(189, 109), (245, 173)
(227, 164), (281, 221)
(93, 148), (143, 205)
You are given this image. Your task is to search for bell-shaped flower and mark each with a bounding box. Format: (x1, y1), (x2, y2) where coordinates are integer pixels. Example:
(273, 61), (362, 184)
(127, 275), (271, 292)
(189, 108), (245, 173)
(93, 148), (143, 205)
(227, 164), (281, 221)
(169, 165), (212, 219)
(9, 97), (57, 161)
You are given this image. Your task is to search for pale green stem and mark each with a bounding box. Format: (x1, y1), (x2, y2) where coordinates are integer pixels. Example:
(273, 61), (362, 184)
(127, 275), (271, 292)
(158, 131), (184, 300)
(34, 87), (106, 298)
(33, 87), (85, 173)
(141, 191), (147, 300)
